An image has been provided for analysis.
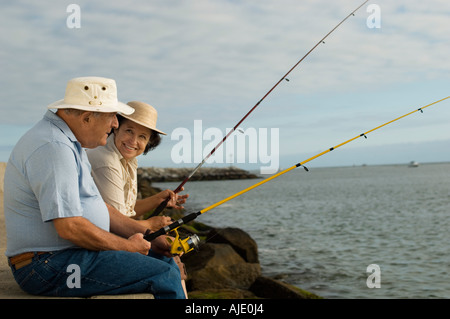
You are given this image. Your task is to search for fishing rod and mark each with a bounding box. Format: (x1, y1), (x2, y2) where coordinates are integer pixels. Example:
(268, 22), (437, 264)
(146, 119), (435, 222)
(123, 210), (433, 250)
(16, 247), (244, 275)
(148, 0), (370, 218)
(144, 95), (450, 254)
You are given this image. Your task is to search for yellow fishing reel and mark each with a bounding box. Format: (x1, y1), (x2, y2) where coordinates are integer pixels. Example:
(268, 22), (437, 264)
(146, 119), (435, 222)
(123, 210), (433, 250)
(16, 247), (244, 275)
(144, 212), (202, 255)
(166, 229), (200, 255)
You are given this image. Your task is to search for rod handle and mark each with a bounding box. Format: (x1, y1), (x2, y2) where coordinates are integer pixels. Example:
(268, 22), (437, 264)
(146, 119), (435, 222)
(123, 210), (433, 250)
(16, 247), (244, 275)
(143, 212), (201, 241)
(147, 196), (170, 219)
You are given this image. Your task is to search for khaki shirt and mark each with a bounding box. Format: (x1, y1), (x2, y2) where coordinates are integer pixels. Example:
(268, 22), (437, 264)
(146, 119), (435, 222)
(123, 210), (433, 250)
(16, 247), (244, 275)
(86, 134), (138, 217)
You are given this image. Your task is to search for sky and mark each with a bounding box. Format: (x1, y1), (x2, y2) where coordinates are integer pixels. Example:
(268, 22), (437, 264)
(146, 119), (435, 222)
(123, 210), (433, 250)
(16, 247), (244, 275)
(1, 0), (449, 173)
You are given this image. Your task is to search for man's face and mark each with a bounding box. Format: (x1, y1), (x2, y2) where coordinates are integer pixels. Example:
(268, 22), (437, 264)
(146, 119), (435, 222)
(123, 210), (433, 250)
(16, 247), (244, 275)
(84, 112), (118, 148)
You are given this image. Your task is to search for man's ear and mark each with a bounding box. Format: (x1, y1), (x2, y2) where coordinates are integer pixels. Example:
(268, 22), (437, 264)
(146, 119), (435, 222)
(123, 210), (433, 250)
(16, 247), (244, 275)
(80, 111), (93, 124)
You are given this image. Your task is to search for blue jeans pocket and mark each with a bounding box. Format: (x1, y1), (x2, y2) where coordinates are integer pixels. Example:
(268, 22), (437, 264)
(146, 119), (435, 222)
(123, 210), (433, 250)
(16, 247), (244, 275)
(12, 253), (61, 296)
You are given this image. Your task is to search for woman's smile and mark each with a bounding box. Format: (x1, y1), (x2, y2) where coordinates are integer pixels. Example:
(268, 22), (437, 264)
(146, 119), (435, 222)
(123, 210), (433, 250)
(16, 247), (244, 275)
(114, 119), (151, 160)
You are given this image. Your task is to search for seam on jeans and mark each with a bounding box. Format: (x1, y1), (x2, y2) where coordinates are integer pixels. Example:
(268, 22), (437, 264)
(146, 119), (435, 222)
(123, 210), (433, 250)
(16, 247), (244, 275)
(82, 275), (121, 289)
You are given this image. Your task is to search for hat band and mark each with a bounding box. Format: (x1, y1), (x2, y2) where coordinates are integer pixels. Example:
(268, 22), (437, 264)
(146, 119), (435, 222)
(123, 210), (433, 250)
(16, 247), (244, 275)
(89, 100), (103, 106)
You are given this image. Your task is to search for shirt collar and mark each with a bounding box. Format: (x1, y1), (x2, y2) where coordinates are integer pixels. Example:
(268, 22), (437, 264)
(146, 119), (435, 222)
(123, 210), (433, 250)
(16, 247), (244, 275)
(44, 110), (79, 144)
(106, 134), (138, 169)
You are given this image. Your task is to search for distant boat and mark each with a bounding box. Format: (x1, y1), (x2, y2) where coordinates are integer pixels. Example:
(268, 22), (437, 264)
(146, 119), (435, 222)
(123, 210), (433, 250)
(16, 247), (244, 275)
(408, 161), (419, 167)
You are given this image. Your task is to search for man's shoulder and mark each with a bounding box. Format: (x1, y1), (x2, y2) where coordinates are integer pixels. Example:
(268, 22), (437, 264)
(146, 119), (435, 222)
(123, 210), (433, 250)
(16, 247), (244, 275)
(16, 120), (75, 157)
(8, 121), (82, 178)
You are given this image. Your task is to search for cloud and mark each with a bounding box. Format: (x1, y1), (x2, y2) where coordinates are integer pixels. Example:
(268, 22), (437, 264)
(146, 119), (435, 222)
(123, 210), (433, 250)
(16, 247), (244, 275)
(1, 0), (449, 165)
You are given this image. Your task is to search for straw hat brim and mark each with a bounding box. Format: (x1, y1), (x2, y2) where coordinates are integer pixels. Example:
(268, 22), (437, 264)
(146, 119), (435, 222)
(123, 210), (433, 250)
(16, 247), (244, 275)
(120, 112), (167, 135)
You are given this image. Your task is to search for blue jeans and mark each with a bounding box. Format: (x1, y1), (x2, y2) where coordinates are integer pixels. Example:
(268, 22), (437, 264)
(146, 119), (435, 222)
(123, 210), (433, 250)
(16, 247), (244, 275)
(10, 248), (185, 299)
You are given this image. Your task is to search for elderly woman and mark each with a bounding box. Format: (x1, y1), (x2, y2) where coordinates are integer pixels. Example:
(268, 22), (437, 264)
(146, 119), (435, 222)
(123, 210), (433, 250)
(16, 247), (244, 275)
(86, 101), (189, 297)
(86, 101), (188, 230)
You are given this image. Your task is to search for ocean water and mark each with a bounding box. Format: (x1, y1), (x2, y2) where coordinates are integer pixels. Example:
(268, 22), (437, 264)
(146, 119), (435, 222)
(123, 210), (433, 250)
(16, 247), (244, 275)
(153, 163), (450, 299)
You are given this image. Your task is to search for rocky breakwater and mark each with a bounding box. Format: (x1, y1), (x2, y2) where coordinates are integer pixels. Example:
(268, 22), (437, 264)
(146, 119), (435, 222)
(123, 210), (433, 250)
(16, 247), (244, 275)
(181, 227), (322, 299)
(137, 168), (322, 299)
(137, 166), (259, 183)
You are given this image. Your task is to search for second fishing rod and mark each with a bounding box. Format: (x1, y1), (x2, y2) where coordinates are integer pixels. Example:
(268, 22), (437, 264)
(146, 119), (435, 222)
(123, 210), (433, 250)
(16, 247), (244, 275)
(144, 95), (450, 255)
(147, 0), (370, 218)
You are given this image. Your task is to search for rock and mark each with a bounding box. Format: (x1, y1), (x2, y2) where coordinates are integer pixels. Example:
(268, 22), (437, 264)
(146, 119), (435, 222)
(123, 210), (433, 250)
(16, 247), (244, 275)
(137, 175), (161, 199)
(182, 243), (261, 291)
(249, 276), (322, 299)
(207, 227), (259, 263)
(188, 288), (258, 299)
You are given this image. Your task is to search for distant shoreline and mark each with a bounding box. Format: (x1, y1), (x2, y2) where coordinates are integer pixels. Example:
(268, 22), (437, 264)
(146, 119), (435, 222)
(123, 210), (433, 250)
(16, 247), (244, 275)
(138, 161), (450, 181)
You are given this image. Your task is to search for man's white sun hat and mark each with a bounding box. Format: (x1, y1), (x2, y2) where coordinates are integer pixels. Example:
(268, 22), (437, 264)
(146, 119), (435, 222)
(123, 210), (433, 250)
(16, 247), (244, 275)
(47, 76), (135, 115)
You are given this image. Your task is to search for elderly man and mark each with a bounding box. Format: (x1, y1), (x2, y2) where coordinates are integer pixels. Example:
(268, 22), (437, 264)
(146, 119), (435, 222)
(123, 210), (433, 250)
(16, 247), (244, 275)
(4, 77), (185, 299)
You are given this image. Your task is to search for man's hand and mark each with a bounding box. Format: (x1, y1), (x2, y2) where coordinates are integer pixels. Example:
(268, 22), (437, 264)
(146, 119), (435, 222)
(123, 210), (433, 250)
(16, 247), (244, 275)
(127, 233), (151, 255)
(150, 235), (174, 258)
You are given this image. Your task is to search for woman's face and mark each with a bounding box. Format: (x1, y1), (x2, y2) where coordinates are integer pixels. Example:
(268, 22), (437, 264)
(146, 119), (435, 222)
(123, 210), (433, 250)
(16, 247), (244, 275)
(114, 119), (151, 160)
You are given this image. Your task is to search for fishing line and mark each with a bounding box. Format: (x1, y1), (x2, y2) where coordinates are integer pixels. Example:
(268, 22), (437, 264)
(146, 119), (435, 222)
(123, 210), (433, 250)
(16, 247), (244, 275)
(144, 95), (450, 254)
(148, 0), (370, 218)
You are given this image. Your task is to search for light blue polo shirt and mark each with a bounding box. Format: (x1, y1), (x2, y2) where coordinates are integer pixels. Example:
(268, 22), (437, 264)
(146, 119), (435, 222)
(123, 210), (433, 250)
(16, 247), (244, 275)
(4, 110), (110, 257)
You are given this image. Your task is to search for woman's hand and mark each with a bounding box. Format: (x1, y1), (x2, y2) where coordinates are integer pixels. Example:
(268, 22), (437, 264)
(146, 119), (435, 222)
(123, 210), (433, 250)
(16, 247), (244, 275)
(138, 215), (172, 231)
(158, 188), (189, 209)
(149, 215), (172, 230)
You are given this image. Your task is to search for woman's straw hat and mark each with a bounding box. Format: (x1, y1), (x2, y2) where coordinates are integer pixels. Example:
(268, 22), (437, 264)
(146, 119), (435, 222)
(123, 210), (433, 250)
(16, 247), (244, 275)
(47, 77), (134, 115)
(122, 101), (166, 135)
